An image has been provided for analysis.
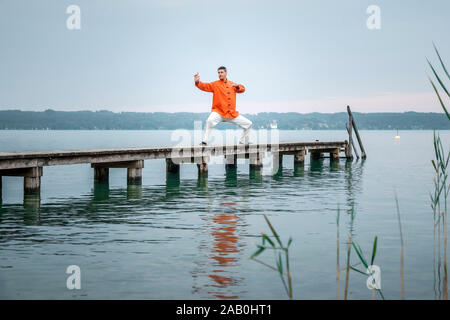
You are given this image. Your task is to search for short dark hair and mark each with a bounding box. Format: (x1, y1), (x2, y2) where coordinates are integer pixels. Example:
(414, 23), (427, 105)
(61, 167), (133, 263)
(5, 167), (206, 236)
(218, 66), (227, 72)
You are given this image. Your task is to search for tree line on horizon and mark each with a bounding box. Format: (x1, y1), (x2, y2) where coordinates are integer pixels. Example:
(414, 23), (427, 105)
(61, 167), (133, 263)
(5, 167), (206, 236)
(0, 109), (449, 130)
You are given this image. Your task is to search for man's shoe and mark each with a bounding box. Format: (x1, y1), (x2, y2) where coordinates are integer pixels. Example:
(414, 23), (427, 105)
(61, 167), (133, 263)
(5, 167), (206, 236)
(199, 142), (207, 146)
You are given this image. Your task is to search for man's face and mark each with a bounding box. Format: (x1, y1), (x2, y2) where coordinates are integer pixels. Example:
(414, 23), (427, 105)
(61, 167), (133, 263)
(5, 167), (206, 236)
(218, 69), (227, 80)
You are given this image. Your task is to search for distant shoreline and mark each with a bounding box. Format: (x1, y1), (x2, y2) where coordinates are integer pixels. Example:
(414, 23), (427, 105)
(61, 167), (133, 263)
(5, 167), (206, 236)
(0, 109), (449, 130)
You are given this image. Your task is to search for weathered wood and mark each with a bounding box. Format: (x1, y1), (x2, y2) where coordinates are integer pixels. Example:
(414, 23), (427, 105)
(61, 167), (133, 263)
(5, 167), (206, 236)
(166, 158), (180, 174)
(127, 168), (142, 184)
(310, 151), (322, 161)
(270, 153), (282, 173)
(94, 167), (109, 182)
(225, 154), (238, 169)
(347, 105), (366, 159)
(90, 160), (144, 169)
(0, 141), (347, 170)
(346, 124), (360, 159)
(197, 162), (208, 175)
(250, 153), (264, 170)
(294, 150), (306, 164)
(346, 119), (353, 159)
(330, 148), (340, 161)
(0, 166), (43, 177)
(0, 167), (43, 196)
(170, 156), (210, 164)
(22, 167), (43, 195)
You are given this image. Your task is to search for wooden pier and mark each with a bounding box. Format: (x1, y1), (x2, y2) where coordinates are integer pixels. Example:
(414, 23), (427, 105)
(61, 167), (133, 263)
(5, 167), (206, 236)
(0, 106), (366, 205)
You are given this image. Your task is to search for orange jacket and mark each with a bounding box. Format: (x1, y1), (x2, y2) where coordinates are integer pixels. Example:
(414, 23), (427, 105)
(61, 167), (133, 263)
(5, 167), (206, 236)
(195, 79), (245, 118)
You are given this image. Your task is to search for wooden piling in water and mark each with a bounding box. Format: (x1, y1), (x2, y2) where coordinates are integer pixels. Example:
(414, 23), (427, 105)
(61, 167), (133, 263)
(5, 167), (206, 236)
(346, 120), (353, 160)
(225, 154), (238, 170)
(310, 151), (322, 161)
(166, 158), (180, 174)
(347, 105), (366, 159)
(330, 148), (340, 161)
(250, 153), (263, 170)
(294, 150), (306, 165)
(197, 162), (208, 176)
(346, 123), (360, 159)
(93, 167), (109, 182)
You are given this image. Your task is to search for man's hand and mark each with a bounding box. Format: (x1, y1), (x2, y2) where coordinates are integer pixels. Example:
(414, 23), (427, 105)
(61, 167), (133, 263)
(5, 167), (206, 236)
(232, 83), (240, 88)
(194, 72), (200, 83)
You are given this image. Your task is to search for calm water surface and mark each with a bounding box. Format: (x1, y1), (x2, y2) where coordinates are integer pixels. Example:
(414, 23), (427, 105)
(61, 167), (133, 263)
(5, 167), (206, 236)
(0, 130), (449, 299)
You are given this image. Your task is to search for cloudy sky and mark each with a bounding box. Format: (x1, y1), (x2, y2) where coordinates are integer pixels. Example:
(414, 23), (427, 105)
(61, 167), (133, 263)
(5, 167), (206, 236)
(0, 0), (449, 114)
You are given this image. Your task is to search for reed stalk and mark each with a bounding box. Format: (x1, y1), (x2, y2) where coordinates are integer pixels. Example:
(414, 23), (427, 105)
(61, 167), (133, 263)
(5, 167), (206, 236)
(337, 206), (341, 300)
(394, 192), (405, 299)
(344, 205), (355, 300)
(428, 43), (449, 299)
(250, 214), (293, 299)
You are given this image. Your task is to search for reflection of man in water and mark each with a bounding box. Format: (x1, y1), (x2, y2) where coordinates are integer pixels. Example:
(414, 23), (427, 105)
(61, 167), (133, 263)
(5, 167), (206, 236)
(208, 213), (239, 299)
(191, 211), (243, 299)
(194, 66), (252, 146)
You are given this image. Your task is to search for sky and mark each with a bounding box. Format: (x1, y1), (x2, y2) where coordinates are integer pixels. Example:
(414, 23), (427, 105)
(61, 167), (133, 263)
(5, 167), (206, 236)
(0, 0), (449, 114)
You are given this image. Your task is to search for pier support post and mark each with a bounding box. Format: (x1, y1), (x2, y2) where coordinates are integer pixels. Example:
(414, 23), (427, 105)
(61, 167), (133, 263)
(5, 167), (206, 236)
(22, 167), (43, 195)
(166, 158), (180, 174)
(24, 194), (41, 211)
(294, 150), (306, 165)
(127, 183), (142, 199)
(197, 162), (208, 176)
(127, 167), (142, 184)
(93, 167), (109, 183)
(310, 151), (322, 161)
(271, 153), (283, 174)
(125, 161), (144, 184)
(0, 167), (43, 203)
(330, 148), (340, 161)
(225, 154), (238, 170)
(91, 160), (144, 184)
(273, 153), (283, 167)
(250, 153), (263, 170)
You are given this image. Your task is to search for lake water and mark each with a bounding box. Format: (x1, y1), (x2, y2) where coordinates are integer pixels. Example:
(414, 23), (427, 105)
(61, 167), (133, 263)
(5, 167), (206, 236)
(0, 129), (449, 299)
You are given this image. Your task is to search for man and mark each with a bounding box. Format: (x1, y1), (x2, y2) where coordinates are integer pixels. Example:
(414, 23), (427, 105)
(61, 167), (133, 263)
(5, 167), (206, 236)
(194, 66), (252, 145)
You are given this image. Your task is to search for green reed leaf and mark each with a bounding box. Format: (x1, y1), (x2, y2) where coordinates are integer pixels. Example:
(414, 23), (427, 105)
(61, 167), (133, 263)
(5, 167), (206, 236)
(263, 214), (283, 247)
(427, 59), (450, 98)
(352, 241), (368, 269)
(350, 266), (367, 276)
(251, 246), (265, 259)
(433, 42), (450, 81)
(371, 236), (378, 266)
(262, 233), (275, 248)
(429, 77), (450, 120)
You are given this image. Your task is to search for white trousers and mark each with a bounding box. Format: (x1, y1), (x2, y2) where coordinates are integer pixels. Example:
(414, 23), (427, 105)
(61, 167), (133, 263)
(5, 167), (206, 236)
(202, 112), (252, 144)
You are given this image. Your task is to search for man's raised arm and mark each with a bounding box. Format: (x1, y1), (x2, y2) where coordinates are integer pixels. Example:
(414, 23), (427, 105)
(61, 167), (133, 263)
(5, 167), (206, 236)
(194, 72), (214, 92)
